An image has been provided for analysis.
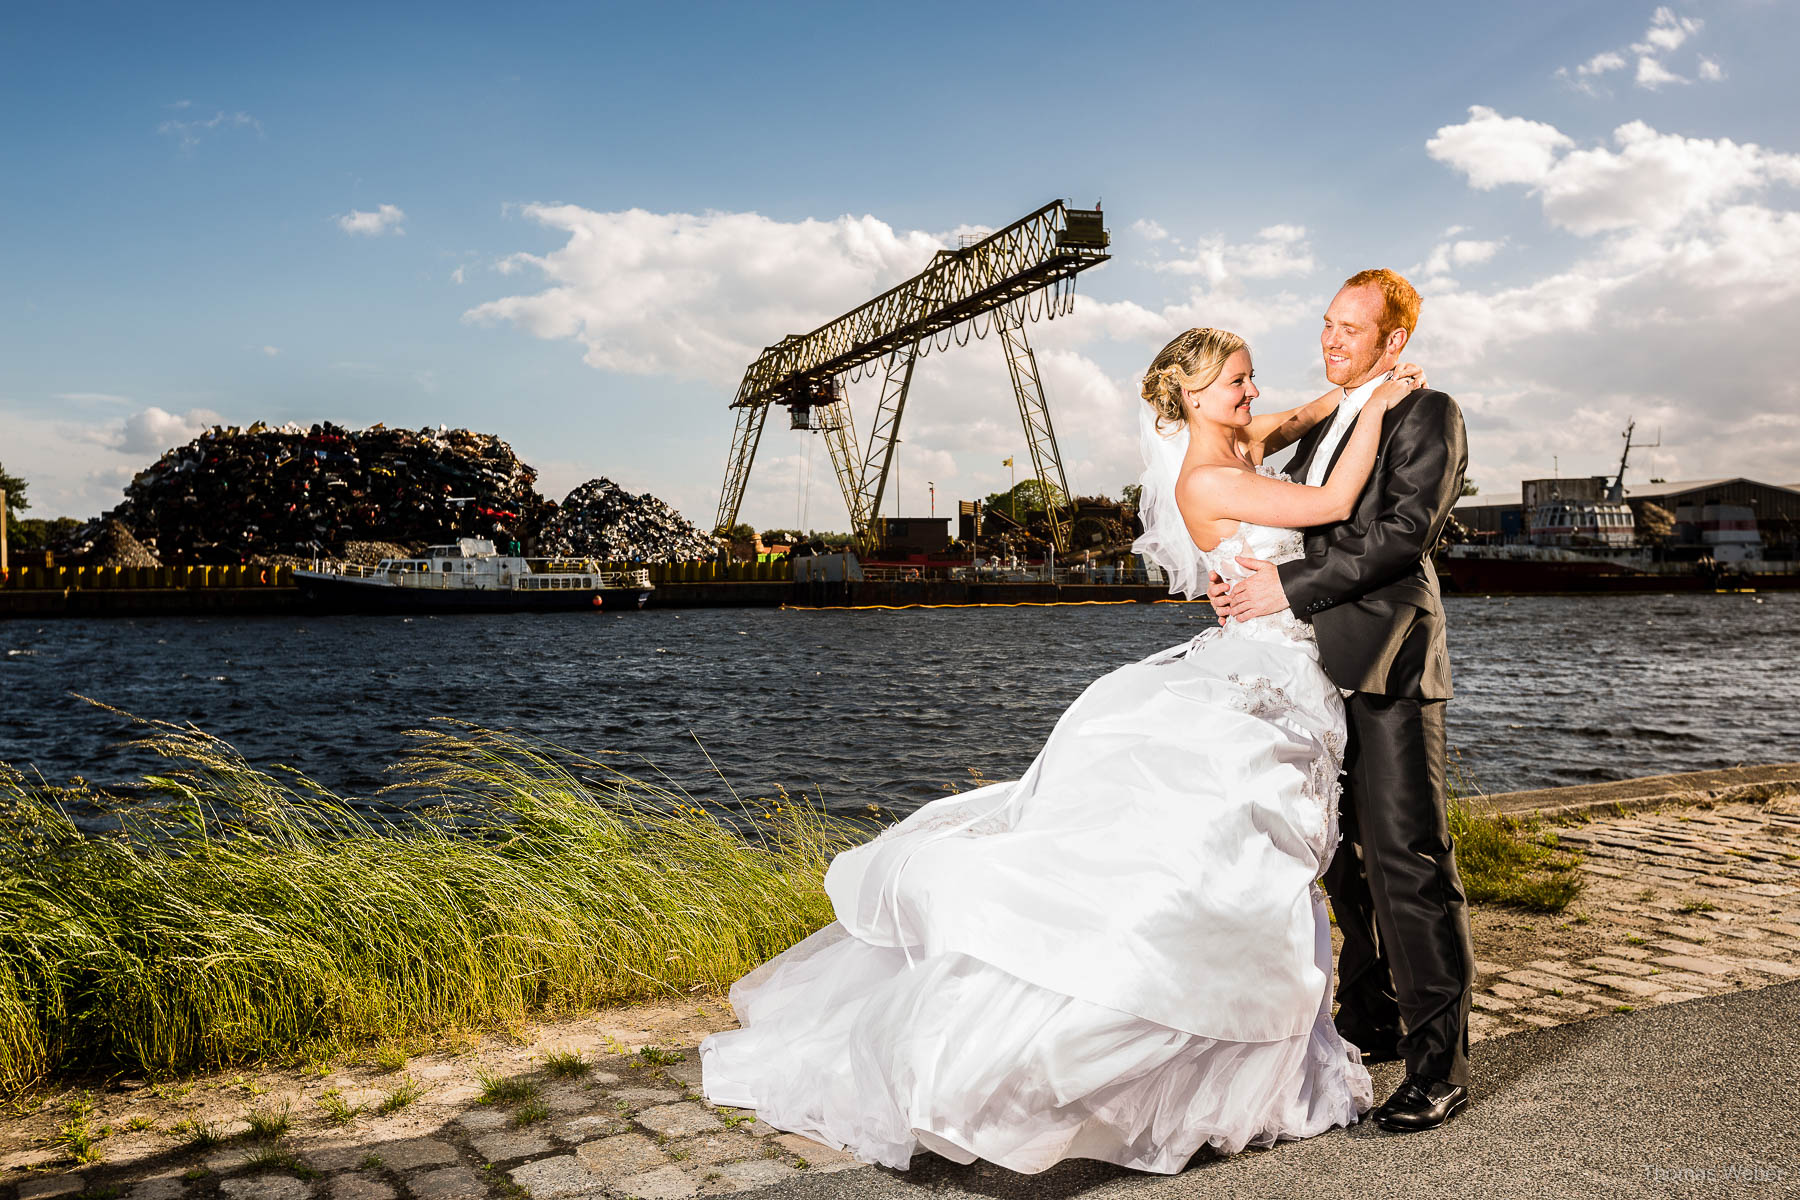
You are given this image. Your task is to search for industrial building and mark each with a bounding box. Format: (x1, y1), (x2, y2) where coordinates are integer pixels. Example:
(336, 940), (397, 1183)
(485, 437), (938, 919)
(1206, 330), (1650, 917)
(1455, 476), (1800, 560)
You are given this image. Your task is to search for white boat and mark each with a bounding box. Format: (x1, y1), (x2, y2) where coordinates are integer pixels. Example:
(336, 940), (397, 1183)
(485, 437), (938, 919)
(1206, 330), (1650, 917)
(293, 538), (653, 612)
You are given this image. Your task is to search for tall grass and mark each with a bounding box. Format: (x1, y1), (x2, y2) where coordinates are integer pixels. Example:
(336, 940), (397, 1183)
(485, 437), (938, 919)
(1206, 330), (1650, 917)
(1447, 760), (1585, 913)
(0, 714), (1587, 1097)
(0, 712), (859, 1096)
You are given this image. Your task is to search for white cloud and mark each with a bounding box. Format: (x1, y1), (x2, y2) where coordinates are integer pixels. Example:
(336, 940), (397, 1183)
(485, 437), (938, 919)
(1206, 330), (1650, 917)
(1410, 107), (1800, 489)
(1430, 110), (1800, 237)
(259, 345), (280, 357)
(450, 266), (466, 285)
(940, 223), (995, 246)
(60, 405), (224, 460)
(1541, 122), (1800, 236)
(1130, 218), (1170, 242)
(1062, 298), (1176, 344)
(336, 204), (407, 236)
(1157, 285), (1319, 343)
(465, 205), (944, 384)
(114, 407), (223, 457)
(1045, 280), (1320, 349)
(1427, 107), (1574, 189)
(1559, 8), (1714, 95)
(1636, 6), (1701, 54)
(1576, 50), (1628, 78)
(1635, 55), (1688, 89)
(1147, 223), (1316, 283)
(2, 407), (227, 519)
(157, 109), (261, 150)
(1420, 237), (1505, 279)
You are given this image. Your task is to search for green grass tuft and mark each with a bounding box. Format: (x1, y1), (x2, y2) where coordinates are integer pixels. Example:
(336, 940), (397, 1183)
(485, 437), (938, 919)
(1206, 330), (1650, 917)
(0, 711), (855, 1097)
(242, 1102), (291, 1141)
(375, 1077), (425, 1114)
(511, 1098), (550, 1126)
(372, 1043), (408, 1073)
(316, 1087), (361, 1125)
(172, 1118), (224, 1151)
(1449, 796), (1585, 913)
(242, 1142), (317, 1178)
(59, 1117), (103, 1163)
(476, 1067), (539, 1107)
(542, 1049), (590, 1078)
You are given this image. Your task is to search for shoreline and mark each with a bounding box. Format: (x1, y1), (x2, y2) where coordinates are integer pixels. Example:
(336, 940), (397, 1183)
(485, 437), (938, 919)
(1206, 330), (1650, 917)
(7, 575), (1796, 619)
(4, 766), (1799, 1198)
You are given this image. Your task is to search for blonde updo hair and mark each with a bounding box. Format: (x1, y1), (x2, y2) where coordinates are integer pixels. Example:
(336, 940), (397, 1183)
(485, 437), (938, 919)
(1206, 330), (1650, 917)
(1140, 327), (1248, 431)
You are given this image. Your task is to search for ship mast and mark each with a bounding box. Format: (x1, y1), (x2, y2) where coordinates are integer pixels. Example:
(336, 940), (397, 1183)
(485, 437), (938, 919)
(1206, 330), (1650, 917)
(1608, 419), (1660, 502)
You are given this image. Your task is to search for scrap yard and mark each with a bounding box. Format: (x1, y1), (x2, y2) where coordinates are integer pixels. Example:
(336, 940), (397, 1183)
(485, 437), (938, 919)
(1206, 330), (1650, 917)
(2, 201), (1161, 616)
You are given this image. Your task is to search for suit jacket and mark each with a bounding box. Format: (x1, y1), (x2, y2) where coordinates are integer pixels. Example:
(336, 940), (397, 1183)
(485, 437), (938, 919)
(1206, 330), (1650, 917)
(1275, 388), (1468, 700)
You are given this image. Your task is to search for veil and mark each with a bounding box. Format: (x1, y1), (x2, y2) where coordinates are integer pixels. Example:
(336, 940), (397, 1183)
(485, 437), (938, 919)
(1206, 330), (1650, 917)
(1130, 403), (1206, 599)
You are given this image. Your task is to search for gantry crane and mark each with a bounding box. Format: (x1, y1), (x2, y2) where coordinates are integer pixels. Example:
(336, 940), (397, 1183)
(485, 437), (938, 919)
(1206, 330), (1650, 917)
(711, 200), (1110, 555)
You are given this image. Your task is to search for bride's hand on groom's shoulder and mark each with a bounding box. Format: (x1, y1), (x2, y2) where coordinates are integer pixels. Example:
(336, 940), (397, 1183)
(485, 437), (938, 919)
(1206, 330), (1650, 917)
(1374, 363), (1427, 410)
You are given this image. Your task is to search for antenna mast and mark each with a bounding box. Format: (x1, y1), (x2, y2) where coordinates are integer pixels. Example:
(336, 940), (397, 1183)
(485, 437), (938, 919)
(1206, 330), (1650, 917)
(1609, 418), (1662, 501)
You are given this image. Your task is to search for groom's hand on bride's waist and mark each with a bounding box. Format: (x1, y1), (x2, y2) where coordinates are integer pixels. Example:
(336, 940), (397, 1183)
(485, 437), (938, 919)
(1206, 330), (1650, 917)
(1222, 557), (1291, 621)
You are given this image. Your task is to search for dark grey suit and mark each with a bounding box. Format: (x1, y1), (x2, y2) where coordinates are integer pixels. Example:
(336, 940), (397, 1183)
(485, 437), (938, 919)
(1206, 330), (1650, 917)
(1277, 386), (1475, 1086)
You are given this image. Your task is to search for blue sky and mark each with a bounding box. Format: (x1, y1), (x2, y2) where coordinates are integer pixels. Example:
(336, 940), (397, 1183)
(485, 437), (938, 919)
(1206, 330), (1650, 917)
(5, 0), (1799, 530)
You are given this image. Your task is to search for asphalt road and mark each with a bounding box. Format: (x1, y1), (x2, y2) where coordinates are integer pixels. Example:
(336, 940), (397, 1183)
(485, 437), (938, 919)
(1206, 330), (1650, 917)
(733, 979), (1800, 1200)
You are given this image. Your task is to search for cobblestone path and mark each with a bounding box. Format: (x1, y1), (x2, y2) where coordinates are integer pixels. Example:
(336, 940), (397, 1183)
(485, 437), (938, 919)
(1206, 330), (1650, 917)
(6, 793), (1799, 1200)
(1466, 795), (1800, 1043)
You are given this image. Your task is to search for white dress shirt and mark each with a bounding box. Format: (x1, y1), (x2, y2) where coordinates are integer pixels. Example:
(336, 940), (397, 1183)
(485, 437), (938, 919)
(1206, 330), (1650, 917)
(1303, 373), (1389, 487)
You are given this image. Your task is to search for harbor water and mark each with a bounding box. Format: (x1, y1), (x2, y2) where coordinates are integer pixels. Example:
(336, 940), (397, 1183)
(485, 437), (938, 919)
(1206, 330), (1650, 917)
(2, 593), (1795, 817)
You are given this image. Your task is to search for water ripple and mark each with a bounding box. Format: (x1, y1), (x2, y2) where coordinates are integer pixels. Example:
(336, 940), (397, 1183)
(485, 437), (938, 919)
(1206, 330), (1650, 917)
(1, 594), (1794, 812)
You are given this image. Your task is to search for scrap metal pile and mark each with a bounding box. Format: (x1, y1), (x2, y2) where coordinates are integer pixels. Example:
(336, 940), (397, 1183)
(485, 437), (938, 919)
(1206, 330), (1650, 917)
(108, 422), (555, 564)
(538, 478), (718, 563)
(86, 520), (162, 568)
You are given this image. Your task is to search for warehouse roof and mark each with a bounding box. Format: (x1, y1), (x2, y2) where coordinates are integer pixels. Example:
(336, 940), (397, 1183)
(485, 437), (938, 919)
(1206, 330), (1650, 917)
(1622, 478), (1740, 498)
(1455, 492), (1521, 510)
(1456, 478), (1800, 511)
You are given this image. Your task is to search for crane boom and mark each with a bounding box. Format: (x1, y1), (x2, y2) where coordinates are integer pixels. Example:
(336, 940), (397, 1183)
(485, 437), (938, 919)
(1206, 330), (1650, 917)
(714, 200), (1109, 551)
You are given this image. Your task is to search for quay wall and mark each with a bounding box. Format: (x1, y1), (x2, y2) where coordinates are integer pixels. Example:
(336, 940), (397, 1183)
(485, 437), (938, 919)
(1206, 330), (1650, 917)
(1, 563), (302, 618)
(1486, 762), (1800, 820)
(0, 561), (1188, 618)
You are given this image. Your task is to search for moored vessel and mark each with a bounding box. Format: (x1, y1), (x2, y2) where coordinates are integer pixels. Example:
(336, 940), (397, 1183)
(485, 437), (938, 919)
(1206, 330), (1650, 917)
(1442, 423), (1800, 594)
(294, 538), (652, 613)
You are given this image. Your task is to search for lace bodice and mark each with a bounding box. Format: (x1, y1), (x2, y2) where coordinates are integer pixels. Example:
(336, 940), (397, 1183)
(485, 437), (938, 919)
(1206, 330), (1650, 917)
(1198, 522), (1305, 582)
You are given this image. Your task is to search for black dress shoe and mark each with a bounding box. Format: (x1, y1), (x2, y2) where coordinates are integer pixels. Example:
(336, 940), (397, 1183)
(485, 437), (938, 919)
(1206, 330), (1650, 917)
(1374, 1073), (1468, 1132)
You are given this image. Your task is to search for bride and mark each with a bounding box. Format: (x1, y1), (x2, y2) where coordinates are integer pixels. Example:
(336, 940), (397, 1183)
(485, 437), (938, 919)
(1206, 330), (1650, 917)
(701, 327), (1425, 1174)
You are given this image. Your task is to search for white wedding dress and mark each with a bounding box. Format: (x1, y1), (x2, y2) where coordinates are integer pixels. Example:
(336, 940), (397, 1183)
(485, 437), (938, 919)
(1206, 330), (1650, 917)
(701, 489), (1374, 1174)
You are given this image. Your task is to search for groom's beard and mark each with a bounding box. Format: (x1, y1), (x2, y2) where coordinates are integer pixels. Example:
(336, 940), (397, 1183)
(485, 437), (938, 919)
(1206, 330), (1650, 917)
(1325, 342), (1389, 389)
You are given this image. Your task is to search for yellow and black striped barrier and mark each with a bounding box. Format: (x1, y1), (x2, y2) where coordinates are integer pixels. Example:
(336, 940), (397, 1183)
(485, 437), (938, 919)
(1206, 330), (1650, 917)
(784, 599), (1147, 611)
(0, 564), (295, 590)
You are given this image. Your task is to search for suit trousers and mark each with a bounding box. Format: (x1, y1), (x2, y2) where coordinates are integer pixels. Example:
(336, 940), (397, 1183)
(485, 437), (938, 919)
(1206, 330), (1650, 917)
(1322, 693), (1474, 1086)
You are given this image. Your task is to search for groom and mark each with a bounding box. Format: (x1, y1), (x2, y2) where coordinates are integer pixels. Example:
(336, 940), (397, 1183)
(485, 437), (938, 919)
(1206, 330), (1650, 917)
(1209, 268), (1474, 1132)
